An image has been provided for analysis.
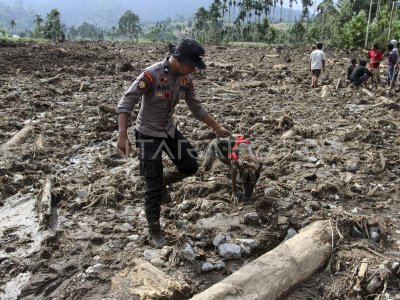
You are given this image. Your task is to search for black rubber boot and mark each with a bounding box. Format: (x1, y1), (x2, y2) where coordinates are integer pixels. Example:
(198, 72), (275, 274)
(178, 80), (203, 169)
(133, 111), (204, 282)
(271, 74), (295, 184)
(148, 220), (167, 248)
(161, 186), (172, 204)
(161, 170), (188, 204)
(163, 169), (188, 186)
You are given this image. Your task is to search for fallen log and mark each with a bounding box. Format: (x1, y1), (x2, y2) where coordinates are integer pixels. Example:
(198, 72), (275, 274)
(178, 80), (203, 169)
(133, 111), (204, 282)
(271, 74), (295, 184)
(191, 220), (337, 300)
(37, 177), (53, 229)
(40, 75), (61, 84)
(0, 124), (34, 155)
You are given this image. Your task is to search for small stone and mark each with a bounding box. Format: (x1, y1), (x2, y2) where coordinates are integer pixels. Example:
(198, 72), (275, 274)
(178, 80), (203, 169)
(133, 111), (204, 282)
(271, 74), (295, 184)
(236, 239), (258, 250)
(160, 246), (173, 259)
(143, 249), (161, 262)
(346, 163), (358, 173)
(85, 263), (104, 278)
(218, 243), (242, 259)
(308, 201), (321, 211)
(244, 212), (260, 225)
(305, 206), (313, 214)
(240, 244), (251, 254)
(93, 255), (101, 261)
(277, 216), (289, 225)
(391, 262), (399, 270)
(214, 261), (225, 270)
(307, 157), (318, 163)
(213, 233), (226, 247)
(182, 244), (196, 261)
(127, 234), (139, 242)
(284, 228), (298, 241)
(369, 226), (380, 243)
(150, 258), (165, 268)
(350, 225), (365, 238)
(201, 262), (215, 272)
(367, 276), (383, 294)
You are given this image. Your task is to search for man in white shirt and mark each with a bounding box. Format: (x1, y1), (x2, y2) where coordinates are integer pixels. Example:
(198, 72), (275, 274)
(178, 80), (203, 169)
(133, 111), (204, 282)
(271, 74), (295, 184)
(310, 42), (326, 88)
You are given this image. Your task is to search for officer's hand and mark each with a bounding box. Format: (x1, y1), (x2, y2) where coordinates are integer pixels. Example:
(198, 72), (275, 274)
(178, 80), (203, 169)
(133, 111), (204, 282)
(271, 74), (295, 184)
(117, 133), (132, 157)
(215, 126), (231, 137)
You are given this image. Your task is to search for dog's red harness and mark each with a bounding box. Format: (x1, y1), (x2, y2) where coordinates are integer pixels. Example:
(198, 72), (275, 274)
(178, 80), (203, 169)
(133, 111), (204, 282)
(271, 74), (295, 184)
(229, 135), (251, 161)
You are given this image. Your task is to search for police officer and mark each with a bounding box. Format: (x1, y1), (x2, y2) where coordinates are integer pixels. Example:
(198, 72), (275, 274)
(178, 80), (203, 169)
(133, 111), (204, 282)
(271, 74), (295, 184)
(116, 38), (230, 248)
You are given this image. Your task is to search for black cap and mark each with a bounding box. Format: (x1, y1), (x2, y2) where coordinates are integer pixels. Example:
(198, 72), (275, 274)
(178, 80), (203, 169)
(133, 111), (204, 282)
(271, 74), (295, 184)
(169, 38), (206, 69)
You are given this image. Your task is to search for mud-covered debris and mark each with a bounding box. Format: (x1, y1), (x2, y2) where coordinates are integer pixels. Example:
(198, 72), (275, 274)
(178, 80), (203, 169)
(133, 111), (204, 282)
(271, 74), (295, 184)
(218, 243), (242, 259)
(3, 92), (21, 101)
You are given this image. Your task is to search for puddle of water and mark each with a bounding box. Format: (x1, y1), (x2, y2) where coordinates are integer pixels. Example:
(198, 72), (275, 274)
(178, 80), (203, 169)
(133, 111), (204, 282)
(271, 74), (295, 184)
(0, 192), (45, 257)
(0, 272), (32, 300)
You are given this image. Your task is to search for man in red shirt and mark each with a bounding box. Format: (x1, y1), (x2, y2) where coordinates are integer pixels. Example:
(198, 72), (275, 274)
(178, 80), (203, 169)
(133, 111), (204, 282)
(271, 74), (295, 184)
(361, 44), (383, 89)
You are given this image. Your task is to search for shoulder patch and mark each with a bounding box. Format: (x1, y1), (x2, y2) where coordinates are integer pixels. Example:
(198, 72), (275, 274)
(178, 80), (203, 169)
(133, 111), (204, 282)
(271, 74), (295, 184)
(143, 71), (154, 83)
(138, 79), (148, 90)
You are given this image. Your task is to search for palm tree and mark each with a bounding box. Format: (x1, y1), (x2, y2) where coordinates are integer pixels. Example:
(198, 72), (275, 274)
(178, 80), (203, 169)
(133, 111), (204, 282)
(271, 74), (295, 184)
(228, 0), (233, 24)
(279, 0), (284, 22)
(10, 19), (16, 35)
(288, 0), (297, 30)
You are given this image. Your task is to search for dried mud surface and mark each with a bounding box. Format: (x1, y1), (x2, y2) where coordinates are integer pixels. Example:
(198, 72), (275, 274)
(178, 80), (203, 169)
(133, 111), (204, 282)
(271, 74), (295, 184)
(1, 40), (400, 299)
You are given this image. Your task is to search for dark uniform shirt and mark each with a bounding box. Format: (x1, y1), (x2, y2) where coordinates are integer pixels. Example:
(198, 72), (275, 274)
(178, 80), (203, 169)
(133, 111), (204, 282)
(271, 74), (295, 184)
(350, 65), (372, 82)
(347, 65), (355, 80)
(117, 57), (208, 138)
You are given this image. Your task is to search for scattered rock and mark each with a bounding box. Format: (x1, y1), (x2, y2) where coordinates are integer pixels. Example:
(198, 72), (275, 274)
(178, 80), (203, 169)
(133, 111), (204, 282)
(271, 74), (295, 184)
(236, 239), (258, 250)
(143, 249), (161, 262)
(367, 276), (383, 294)
(182, 244), (196, 261)
(278, 216), (289, 225)
(346, 162), (358, 173)
(368, 226), (380, 243)
(243, 212), (260, 225)
(150, 258), (166, 268)
(284, 228), (298, 241)
(202, 262), (215, 272)
(350, 225), (365, 238)
(213, 233), (227, 247)
(218, 243), (242, 259)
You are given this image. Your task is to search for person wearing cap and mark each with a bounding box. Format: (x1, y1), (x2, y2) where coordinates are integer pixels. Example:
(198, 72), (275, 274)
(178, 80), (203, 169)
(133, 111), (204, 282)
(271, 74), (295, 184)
(116, 38), (230, 248)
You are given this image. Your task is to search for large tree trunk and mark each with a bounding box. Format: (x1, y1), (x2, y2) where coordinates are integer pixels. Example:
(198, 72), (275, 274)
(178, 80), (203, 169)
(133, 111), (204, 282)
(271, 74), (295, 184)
(365, 0), (374, 48)
(191, 220), (337, 300)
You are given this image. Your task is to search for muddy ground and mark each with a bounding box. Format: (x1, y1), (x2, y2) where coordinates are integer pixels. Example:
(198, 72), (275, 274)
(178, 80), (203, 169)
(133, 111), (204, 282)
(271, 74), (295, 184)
(0, 40), (400, 300)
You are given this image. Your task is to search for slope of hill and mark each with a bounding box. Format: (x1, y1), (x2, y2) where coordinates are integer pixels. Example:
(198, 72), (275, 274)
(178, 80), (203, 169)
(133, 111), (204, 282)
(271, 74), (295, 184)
(0, 0), (302, 31)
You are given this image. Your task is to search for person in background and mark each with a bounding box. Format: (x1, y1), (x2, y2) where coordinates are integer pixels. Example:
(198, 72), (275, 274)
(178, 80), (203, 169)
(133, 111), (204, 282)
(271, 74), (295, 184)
(360, 44), (382, 89)
(390, 39), (399, 59)
(347, 58), (357, 81)
(350, 59), (372, 88)
(310, 42), (326, 88)
(387, 43), (397, 86)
